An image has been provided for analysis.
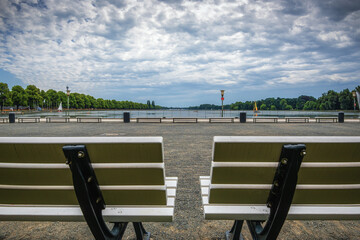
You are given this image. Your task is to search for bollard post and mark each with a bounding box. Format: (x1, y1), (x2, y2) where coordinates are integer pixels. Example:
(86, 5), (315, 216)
(338, 112), (344, 123)
(123, 112), (130, 123)
(9, 112), (15, 123)
(240, 112), (246, 123)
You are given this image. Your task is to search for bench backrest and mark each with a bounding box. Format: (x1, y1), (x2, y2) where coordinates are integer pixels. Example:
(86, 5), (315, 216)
(209, 136), (360, 205)
(0, 137), (167, 206)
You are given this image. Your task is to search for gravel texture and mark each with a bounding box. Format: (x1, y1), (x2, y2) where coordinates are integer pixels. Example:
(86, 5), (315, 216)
(0, 122), (360, 240)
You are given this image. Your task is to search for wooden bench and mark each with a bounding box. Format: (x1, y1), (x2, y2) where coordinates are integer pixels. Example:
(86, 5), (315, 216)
(173, 118), (198, 123)
(0, 137), (177, 240)
(136, 118), (162, 123)
(18, 117), (41, 123)
(0, 117), (8, 123)
(200, 136), (360, 239)
(285, 117), (310, 123)
(46, 117), (70, 123)
(209, 118), (234, 123)
(315, 117), (338, 123)
(253, 117), (279, 123)
(76, 117), (102, 123)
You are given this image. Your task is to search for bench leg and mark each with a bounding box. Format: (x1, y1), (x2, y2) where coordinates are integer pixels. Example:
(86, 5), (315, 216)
(63, 145), (130, 240)
(246, 144), (306, 240)
(133, 222), (150, 240)
(226, 220), (244, 240)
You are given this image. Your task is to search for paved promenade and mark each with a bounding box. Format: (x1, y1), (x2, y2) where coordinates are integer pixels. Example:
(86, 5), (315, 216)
(0, 122), (360, 239)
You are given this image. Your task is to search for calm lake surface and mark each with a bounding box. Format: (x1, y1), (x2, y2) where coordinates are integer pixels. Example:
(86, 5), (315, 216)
(14, 110), (360, 119)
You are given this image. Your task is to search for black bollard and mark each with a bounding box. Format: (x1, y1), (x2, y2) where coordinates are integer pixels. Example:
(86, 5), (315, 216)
(338, 112), (344, 123)
(9, 113), (15, 123)
(240, 112), (246, 123)
(123, 112), (130, 123)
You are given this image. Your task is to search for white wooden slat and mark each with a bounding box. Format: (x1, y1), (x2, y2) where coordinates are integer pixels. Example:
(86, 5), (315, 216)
(214, 136), (360, 143)
(201, 187), (209, 196)
(165, 178), (178, 188)
(0, 206), (174, 222)
(0, 162), (165, 169)
(167, 197), (175, 207)
(0, 137), (163, 144)
(167, 189), (176, 197)
(204, 205), (360, 220)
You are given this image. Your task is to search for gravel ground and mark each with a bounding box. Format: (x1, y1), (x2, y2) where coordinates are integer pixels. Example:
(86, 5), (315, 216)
(0, 122), (360, 240)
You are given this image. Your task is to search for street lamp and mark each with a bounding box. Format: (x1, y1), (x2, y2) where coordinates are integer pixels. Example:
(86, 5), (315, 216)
(220, 90), (225, 117)
(66, 86), (70, 114)
(352, 91), (357, 111)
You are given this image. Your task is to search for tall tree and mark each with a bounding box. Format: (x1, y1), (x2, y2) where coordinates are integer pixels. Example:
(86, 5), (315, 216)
(25, 85), (41, 109)
(11, 85), (27, 110)
(0, 83), (10, 111)
(338, 89), (352, 110)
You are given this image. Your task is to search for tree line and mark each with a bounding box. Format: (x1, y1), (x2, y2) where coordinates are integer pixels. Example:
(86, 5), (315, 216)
(231, 88), (359, 111)
(190, 86), (360, 111)
(0, 82), (161, 111)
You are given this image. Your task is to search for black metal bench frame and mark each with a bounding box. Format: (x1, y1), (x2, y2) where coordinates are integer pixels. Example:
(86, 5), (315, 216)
(225, 144), (306, 240)
(63, 145), (150, 240)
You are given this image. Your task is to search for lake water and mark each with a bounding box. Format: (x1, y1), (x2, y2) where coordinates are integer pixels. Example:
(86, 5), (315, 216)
(13, 109), (360, 119)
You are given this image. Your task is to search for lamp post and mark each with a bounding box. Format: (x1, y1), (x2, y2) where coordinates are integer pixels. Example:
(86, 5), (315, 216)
(220, 90), (225, 117)
(353, 91), (357, 111)
(66, 86), (70, 114)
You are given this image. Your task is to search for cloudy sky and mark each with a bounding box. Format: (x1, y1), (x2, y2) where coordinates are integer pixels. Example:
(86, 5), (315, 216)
(0, 0), (359, 107)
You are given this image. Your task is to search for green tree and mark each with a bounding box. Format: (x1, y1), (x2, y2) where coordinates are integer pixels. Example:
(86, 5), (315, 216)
(260, 104), (267, 110)
(25, 85), (41, 109)
(57, 91), (68, 109)
(318, 90), (339, 110)
(303, 101), (317, 110)
(11, 85), (28, 110)
(0, 83), (10, 111)
(279, 99), (287, 110)
(338, 89), (352, 110)
(270, 105), (276, 110)
(151, 100), (155, 108)
(296, 95), (316, 110)
(46, 89), (59, 109)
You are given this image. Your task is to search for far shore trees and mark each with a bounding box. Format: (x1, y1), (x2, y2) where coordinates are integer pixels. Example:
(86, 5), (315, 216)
(1, 82), (359, 111)
(1, 82), (162, 110)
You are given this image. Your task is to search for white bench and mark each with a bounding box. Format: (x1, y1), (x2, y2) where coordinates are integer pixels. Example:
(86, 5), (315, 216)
(253, 117), (279, 123)
(136, 118), (162, 123)
(46, 117), (70, 123)
(315, 117), (338, 123)
(285, 117), (310, 123)
(209, 118), (234, 123)
(18, 117), (41, 123)
(76, 117), (102, 123)
(0, 137), (177, 240)
(200, 136), (360, 239)
(173, 118), (198, 123)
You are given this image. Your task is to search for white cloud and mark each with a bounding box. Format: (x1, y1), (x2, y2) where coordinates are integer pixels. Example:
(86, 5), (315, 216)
(0, 0), (359, 105)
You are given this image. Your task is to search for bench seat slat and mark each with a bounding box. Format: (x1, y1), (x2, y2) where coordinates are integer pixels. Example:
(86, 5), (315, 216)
(203, 205), (360, 220)
(0, 206), (174, 222)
